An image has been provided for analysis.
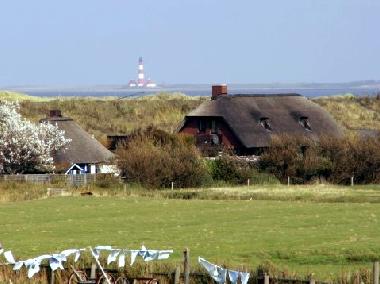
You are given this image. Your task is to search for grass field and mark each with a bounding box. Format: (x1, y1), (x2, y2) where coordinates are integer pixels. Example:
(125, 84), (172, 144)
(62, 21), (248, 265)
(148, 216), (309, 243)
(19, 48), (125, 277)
(1, 191), (380, 279)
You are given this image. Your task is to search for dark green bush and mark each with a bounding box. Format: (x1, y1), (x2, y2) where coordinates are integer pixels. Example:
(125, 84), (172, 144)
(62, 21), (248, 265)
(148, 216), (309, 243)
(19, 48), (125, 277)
(94, 174), (120, 188)
(208, 155), (256, 184)
(116, 127), (211, 189)
(259, 134), (380, 184)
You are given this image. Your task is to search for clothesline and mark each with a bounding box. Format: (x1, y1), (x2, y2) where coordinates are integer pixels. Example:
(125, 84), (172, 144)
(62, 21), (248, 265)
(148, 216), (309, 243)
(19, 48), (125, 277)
(199, 257), (250, 284)
(0, 245), (173, 279)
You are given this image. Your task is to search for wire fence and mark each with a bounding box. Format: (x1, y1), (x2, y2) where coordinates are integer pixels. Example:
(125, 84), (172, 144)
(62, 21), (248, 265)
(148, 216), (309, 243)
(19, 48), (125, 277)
(0, 173), (102, 187)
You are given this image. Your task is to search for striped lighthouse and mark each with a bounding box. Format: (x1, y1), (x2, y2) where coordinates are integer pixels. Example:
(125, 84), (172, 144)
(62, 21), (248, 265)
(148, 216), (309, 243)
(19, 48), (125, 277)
(137, 56), (145, 87)
(128, 56), (157, 88)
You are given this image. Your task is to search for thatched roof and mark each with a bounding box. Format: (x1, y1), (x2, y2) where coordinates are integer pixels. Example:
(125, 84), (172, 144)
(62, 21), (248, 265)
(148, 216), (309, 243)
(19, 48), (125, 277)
(41, 112), (114, 164)
(184, 94), (343, 148)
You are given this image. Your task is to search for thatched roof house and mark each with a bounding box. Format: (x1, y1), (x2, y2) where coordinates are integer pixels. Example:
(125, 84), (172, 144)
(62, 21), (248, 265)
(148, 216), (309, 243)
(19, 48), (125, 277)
(179, 85), (343, 155)
(41, 110), (114, 174)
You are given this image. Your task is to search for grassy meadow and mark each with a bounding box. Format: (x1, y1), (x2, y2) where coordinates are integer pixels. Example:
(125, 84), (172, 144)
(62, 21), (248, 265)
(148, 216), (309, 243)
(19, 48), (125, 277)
(1, 184), (380, 280)
(0, 91), (379, 281)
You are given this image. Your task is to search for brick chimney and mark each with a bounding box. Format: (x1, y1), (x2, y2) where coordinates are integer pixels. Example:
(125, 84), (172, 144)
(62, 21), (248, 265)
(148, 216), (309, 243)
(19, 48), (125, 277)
(212, 84), (228, 100)
(49, 109), (62, 118)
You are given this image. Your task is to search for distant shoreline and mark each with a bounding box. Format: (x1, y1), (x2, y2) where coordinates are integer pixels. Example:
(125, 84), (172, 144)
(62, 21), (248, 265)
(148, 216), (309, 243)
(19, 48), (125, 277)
(1, 81), (379, 98)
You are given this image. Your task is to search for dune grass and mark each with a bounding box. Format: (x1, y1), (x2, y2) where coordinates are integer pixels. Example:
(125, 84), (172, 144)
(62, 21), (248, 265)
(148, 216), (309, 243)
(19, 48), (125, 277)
(313, 95), (380, 131)
(2, 91), (380, 139)
(0, 91), (50, 102)
(19, 94), (205, 145)
(1, 191), (380, 280)
(12, 94), (380, 147)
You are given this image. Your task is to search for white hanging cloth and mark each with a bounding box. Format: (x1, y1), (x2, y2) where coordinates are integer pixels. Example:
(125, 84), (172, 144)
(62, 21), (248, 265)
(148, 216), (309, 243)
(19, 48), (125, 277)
(198, 257), (227, 284)
(198, 257), (250, 284)
(0, 245), (173, 279)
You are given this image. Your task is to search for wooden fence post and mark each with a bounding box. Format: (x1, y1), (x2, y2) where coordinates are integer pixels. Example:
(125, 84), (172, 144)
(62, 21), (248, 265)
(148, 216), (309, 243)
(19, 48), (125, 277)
(309, 279), (315, 284)
(351, 176), (354, 186)
(247, 179), (250, 187)
(287, 176), (290, 186)
(264, 273), (269, 284)
(171, 182), (174, 191)
(90, 262), (97, 279)
(49, 268), (55, 284)
(373, 261), (379, 284)
(174, 266), (180, 284)
(355, 272), (360, 284)
(184, 248), (190, 284)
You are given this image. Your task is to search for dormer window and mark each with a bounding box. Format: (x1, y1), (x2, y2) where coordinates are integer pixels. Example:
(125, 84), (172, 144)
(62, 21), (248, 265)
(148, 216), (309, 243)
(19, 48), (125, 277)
(198, 119), (206, 132)
(260, 117), (272, 131)
(299, 116), (312, 131)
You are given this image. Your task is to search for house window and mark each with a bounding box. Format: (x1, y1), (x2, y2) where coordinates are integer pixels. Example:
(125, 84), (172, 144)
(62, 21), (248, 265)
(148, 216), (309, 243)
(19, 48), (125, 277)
(260, 117), (272, 131)
(198, 119), (206, 132)
(211, 120), (217, 133)
(90, 164), (96, 174)
(299, 116), (312, 131)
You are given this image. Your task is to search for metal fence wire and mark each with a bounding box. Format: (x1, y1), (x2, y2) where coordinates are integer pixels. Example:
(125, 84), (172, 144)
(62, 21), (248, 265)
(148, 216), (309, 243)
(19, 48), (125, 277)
(0, 173), (101, 187)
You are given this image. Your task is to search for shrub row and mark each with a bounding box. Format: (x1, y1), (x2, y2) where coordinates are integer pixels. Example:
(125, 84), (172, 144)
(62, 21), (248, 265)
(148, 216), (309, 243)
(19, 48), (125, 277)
(116, 127), (277, 188)
(259, 134), (380, 184)
(117, 127), (380, 188)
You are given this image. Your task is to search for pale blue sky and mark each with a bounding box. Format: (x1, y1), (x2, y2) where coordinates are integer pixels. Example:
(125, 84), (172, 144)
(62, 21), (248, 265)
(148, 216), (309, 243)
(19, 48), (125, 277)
(0, 0), (379, 85)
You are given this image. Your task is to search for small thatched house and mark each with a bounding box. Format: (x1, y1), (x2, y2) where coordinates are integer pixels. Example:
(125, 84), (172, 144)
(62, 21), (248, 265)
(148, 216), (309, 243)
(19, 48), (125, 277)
(41, 110), (114, 174)
(179, 85), (343, 155)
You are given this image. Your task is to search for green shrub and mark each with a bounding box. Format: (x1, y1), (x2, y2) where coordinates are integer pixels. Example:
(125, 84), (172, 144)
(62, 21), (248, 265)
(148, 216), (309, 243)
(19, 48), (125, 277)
(116, 127), (210, 189)
(208, 155), (256, 184)
(94, 174), (120, 188)
(259, 134), (380, 184)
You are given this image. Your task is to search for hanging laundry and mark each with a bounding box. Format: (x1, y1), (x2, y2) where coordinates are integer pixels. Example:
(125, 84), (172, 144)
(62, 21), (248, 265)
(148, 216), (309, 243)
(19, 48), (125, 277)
(49, 256), (64, 271)
(50, 254), (68, 271)
(240, 272), (250, 284)
(1, 245), (173, 279)
(107, 250), (121, 265)
(27, 263), (40, 278)
(228, 270), (239, 284)
(118, 253), (126, 268)
(199, 257), (250, 284)
(24, 255), (51, 278)
(74, 250), (83, 262)
(157, 250), (172, 260)
(143, 250), (160, 262)
(3, 251), (15, 264)
(130, 250), (139, 265)
(130, 246), (174, 264)
(60, 249), (78, 257)
(95, 245), (113, 251)
(198, 257), (227, 284)
(13, 261), (24, 271)
(93, 246), (113, 259)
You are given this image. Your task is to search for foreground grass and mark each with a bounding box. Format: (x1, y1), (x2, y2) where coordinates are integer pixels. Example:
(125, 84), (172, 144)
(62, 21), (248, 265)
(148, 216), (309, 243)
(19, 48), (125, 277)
(1, 194), (380, 279)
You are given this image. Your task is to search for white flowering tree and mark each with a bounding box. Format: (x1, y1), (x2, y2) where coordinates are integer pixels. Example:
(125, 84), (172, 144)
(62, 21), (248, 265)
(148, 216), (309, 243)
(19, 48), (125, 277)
(0, 101), (70, 174)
